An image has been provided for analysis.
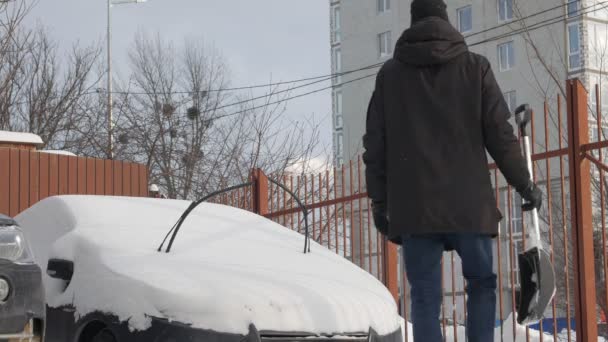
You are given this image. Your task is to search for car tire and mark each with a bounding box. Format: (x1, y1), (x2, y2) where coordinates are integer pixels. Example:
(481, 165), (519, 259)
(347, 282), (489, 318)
(90, 329), (117, 342)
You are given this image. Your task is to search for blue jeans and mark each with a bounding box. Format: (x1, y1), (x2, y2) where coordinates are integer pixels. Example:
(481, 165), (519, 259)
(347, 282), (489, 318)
(402, 234), (496, 342)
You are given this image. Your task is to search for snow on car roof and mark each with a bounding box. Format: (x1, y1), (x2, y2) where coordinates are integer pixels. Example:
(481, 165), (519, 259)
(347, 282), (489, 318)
(16, 196), (400, 336)
(0, 130), (43, 145)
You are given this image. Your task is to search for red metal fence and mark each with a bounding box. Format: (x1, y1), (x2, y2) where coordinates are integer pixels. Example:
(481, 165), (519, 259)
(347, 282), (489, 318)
(208, 79), (608, 342)
(0, 148), (149, 217)
(264, 159), (385, 277)
(208, 165), (401, 301)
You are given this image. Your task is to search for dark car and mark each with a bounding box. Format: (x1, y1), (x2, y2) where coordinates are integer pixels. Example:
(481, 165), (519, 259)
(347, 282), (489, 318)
(0, 214), (45, 341)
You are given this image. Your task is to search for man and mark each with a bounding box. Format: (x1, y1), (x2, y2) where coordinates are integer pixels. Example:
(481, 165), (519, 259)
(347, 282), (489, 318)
(362, 1), (543, 341)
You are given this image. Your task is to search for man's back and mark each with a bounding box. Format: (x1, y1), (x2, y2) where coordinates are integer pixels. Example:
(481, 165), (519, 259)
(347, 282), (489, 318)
(363, 17), (530, 238)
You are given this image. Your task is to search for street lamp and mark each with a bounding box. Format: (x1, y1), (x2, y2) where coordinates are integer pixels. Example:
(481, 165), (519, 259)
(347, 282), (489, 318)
(107, 0), (147, 159)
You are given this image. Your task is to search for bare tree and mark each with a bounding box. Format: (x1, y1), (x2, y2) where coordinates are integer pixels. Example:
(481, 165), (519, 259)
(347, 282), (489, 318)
(0, 0), (35, 129)
(114, 32), (321, 200)
(9, 27), (102, 150)
(0, 0), (103, 151)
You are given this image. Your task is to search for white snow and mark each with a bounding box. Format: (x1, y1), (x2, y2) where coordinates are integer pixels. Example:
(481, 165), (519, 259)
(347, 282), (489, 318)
(286, 157), (329, 174)
(402, 315), (607, 342)
(16, 196), (401, 336)
(39, 150), (77, 156)
(0, 130), (43, 145)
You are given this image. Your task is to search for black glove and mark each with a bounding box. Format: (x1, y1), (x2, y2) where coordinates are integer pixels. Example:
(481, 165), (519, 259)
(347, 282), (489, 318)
(371, 201), (389, 235)
(519, 181), (543, 212)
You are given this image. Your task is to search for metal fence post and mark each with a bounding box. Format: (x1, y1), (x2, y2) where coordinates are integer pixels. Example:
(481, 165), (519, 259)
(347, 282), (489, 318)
(252, 168), (269, 216)
(567, 79), (598, 342)
(384, 239), (400, 304)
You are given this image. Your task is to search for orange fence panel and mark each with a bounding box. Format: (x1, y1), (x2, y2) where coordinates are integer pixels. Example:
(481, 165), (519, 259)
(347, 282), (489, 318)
(0, 149), (149, 217)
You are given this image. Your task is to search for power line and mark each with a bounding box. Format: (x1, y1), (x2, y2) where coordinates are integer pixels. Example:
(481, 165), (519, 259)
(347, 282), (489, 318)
(106, 62), (383, 95)
(6, 90), (100, 107)
(168, 74), (336, 112)
(206, 75), (334, 111)
(470, 1), (607, 47)
(464, 1), (577, 39)
(205, 73), (377, 123)
(206, 1), (604, 123)
(9, 1), (592, 122)
(103, 1), (582, 99)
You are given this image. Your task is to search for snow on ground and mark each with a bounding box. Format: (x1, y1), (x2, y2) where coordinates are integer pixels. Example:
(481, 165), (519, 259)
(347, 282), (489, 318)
(0, 130), (43, 145)
(16, 196), (401, 336)
(401, 315), (607, 341)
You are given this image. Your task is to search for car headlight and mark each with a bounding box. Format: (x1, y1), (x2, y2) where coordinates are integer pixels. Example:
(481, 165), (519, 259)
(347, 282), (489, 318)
(0, 226), (34, 263)
(0, 277), (9, 302)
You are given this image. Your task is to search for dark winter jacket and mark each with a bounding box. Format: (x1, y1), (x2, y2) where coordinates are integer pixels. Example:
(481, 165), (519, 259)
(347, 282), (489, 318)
(363, 17), (530, 239)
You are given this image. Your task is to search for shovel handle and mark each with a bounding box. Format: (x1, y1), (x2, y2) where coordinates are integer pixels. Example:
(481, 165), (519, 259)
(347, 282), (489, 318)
(515, 104), (532, 138)
(515, 104), (542, 249)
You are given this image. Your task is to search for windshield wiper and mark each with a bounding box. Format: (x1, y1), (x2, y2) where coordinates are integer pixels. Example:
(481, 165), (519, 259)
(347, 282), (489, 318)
(157, 179), (310, 254)
(157, 182), (253, 253)
(266, 177), (310, 254)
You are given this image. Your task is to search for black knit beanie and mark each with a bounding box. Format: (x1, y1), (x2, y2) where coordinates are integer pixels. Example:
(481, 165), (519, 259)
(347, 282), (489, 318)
(411, 0), (449, 25)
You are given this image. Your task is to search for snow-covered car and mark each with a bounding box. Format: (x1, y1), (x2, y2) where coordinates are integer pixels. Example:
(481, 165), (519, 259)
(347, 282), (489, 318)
(0, 214), (45, 341)
(16, 195), (402, 342)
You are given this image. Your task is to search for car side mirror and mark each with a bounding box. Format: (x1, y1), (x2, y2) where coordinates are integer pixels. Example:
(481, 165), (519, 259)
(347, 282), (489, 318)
(47, 259), (74, 281)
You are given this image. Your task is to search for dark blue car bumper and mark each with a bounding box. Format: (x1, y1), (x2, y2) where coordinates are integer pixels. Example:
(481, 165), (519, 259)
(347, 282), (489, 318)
(46, 309), (403, 342)
(0, 259), (45, 334)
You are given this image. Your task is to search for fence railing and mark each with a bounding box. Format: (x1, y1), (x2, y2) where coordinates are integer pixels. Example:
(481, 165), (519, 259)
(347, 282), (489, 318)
(207, 79), (608, 342)
(0, 148), (149, 217)
(264, 158), (384, 277)
(209, 166), (401, 301)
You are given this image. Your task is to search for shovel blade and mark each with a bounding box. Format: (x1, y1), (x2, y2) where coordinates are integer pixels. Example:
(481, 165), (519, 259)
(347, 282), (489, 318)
(516, 247), (556, 325)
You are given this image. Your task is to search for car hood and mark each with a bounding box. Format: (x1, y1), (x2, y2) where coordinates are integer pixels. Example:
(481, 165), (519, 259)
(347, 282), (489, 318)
(17, 196), (400, 336)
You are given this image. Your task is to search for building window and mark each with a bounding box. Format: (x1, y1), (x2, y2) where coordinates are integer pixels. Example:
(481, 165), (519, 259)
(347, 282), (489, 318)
(589, 0), (608, 20)
(567, 0), (579, 17)
(336, 132), (344, 156)
(500, 190), (524, 236)
(501, 190), (524, 286)
(334, 90), (342, 115)
(377, 0), (390, 13)
(332, 6), (341, 44)
(378, 31), (392, 58)
(498, 0), (513, 21)
(498, 41), (515, 71)
(334, 90), (343, 129)
(591, 122), (599, 142)
(504, 91), (517, 113)
(568, 23), (581, 70)
(512, 240), (523, 285)
(589, 76), (608, 122)
(332, 47), (342, 84)
(457, 6), (473, 33)
(510, 193), (523, 234)
(510, 193), (523, 283)
(589, 23), (607, 70)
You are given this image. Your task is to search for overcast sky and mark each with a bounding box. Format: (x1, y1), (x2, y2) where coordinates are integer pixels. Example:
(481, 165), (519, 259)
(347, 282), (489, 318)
(27, 0), (332, 154)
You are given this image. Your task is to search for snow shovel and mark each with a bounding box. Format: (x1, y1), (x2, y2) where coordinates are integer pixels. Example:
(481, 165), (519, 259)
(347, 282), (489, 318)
(514, 104), (557, 326)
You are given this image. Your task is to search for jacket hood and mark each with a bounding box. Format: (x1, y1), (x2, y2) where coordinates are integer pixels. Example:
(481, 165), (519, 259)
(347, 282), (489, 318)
(395, 17), (468, 66)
